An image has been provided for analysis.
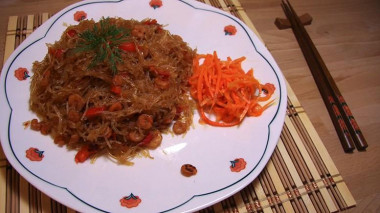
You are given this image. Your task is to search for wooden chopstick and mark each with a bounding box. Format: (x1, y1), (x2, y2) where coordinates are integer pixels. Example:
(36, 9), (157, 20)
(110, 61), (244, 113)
(281, 0), (368, 152)
(280, 0), (354, 152)
(284, 0), (368, 151)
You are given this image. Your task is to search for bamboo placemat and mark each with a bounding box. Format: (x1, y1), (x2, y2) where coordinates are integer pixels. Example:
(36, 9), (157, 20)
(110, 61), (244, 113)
(0, 0), (356, 212)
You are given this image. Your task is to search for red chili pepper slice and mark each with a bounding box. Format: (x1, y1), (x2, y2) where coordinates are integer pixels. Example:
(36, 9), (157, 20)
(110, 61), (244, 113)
(67, 29), (77, 37)
(176, 105), (184, 114)
(75, 145), (97, 163)
(140, 133), (153, 146)
(143, 19), (158, 25)
(85, 106), (106, 118)
(49, 48), (64, 58)
(149, 66), (170, 78)
(111, 85), (122, 95)
(119, 42), (136, 52)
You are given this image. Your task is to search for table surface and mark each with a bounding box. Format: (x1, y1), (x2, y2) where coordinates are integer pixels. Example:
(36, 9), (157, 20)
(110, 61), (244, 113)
(0, 0), (379, 212)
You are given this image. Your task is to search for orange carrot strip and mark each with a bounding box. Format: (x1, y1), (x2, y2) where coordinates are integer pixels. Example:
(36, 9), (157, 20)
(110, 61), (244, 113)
(189, 51), (275, 127)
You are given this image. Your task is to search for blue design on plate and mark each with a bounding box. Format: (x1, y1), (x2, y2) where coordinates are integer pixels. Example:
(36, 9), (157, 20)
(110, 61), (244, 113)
(34, 149), (44, 157)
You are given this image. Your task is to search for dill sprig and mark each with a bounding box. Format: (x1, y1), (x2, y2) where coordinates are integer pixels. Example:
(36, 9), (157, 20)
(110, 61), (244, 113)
(75, 17), (130, 74)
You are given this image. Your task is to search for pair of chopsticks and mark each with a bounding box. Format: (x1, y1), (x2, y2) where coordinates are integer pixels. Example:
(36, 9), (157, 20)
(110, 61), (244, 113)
(280, 0), (368, 152)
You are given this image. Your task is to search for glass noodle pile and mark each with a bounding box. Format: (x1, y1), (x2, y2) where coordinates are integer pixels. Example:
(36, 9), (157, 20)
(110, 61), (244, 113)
(29, 18), (195, 165)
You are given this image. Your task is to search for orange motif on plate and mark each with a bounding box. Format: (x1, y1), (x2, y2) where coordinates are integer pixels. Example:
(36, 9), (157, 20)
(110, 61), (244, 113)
(120, 193), (141, 208)
(149, 0), (163, 9)
(14, 67), (30, 81)
(224, 25), (237, 35)
(26, 147), (44, 161)
(74, 11), (87, 22)
(230, 158), (246, 172)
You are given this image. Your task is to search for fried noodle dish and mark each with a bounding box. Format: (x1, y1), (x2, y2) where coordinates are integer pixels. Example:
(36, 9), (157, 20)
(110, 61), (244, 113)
(29, 18), (196, 165)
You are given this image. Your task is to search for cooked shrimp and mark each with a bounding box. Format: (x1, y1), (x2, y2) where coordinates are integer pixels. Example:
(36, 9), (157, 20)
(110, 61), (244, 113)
(39, 70), (51, 88)
(173, 121), (187, 135)
(137, 114), (153, 130)
(69, 134), (80, 144)
(144, 130), (162, 149)
(68, 94), (85, 111)
(30, 119), (41, 131)
(154, 77), (170, 89)
(129, 131), (144, 143)
(68, 110), (81, 122)
(109, 102), (123, 112)
(39, 122), (51, 135)
(54, 135), (66, 147)
(162, 107), (176, 124)
(132, 25), (146, 38)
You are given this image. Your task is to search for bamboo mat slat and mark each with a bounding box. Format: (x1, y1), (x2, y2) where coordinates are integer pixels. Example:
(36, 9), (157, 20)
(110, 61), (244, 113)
(0, 0), (356, 212)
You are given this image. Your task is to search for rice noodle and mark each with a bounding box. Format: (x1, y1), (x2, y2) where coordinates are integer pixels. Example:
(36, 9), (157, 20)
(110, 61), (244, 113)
(29, 18), (195, 165)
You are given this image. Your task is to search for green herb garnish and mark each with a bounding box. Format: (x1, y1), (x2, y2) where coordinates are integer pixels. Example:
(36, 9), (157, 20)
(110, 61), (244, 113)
(75, 17), (130, 74)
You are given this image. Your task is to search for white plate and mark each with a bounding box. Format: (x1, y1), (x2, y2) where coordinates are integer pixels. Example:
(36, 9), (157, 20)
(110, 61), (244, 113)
(0, 0), (287, 212)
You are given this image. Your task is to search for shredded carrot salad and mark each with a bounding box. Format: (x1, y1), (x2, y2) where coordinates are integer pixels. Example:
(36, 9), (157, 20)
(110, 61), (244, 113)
(189, 51), (276, 127)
